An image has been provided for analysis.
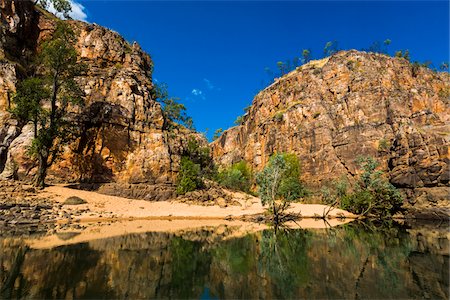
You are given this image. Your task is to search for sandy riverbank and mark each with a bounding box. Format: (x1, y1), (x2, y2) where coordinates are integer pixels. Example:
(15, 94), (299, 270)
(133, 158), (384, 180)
(38, 184), (358, 221)
(0, 182), (358, 249)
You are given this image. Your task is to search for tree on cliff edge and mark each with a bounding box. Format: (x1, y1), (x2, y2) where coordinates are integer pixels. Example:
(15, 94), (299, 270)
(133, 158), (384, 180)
(11, 22), (84, 188)
(35, 0), (72, 19)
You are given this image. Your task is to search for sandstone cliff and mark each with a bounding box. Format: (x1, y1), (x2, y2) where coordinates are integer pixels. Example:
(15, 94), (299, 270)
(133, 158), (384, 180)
(0, 0), (205, 184)
(211, 51), (449, 214)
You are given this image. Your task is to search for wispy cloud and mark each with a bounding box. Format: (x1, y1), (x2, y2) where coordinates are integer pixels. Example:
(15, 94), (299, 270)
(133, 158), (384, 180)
(48, 0), (88, 21)
(203, 78), (214, 90)
(191, 88), (205, 100)
(203, 78), (221, 91)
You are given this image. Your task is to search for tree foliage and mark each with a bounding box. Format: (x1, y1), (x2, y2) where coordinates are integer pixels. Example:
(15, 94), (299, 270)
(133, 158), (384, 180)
(322, 157), (403, 218)
(11, 22), (84, 188)
(36, 0), (72, 18)
(10, 78), (49, 136)
(256, 153), (306, 223)
(176, 156), (203, 195)
(176, 137), (215, 195)
(394, 49), (410, 61)
(301, 49), (311, 64)
(323, 40), (339, 57)
(152, 83), (194, 130)
(234, 115), (244, 125)
(217, 160), (252, 193)
(213, 128), (223, 140)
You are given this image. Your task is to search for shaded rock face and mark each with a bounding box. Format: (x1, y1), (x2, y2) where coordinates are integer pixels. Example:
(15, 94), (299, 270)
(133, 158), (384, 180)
(0, 0), (205, 184)
(211, 51), (449, 211)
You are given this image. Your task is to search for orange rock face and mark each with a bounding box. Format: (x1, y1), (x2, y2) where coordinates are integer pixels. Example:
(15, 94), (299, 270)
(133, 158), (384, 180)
(211, 51), (449, 197)
(0, 0), (206, 184)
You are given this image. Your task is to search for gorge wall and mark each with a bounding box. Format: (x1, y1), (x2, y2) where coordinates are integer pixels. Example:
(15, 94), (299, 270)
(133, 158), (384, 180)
(211, 51), (449, 213)
(0, 0), (205, 184)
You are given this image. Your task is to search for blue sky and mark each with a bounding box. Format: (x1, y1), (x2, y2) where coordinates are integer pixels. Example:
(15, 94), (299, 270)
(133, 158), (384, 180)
(76, 1), (449, 140)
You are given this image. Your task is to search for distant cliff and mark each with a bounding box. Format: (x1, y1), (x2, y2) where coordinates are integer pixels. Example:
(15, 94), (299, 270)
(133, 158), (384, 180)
(0, 0), (206, 184)
(211, 50), (449, 215)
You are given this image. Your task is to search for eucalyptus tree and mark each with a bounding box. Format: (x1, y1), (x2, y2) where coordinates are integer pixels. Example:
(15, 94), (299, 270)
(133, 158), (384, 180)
(11, 22), (84, 188)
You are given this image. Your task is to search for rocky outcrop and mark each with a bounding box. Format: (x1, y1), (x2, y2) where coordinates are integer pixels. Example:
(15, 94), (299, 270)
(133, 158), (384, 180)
(0, 180), (59, 227)
(211, 51), (449, 214)
(0, 0), (206, 184)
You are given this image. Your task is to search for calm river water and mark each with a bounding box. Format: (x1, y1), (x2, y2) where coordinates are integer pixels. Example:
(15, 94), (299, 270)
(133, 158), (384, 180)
(0, 221), (448, 299)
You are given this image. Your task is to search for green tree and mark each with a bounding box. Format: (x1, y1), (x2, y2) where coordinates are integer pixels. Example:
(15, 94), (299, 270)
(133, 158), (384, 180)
(234, 115), (244, 125)
(323, 41), (339, 57)
(218, 160), (252, 192)
(176, 156), (203, 195)
(301, 49), (311, 64)
(337, 157), (403, 218)
(276, 61), (287, 76)
(35, 0), (72, 18)
(256, 153), (306, 223)
(152, 83), (194, 130)
(176, 137), (216, 195)
(213, 128), (223, 140)
(394, 49), (410, 61)
(12, 22), (84, 188)
(10, 78), (49, 137)
(185, 137), (215, 178)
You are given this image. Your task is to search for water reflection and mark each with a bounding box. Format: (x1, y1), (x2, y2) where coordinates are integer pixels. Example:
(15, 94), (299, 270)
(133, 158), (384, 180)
(0, 222), (448, 299)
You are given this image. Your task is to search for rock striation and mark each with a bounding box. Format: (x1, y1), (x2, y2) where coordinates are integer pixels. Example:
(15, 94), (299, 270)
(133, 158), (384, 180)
(211, 51), (449, 214)
(0, 0), (206, 184)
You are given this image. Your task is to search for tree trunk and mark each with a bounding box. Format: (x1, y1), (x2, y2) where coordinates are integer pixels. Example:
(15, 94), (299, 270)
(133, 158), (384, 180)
(34, 152), (48, 189)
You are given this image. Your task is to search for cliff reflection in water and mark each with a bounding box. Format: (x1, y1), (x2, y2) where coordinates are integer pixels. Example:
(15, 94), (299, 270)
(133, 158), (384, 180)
(0, 222), (448, 299)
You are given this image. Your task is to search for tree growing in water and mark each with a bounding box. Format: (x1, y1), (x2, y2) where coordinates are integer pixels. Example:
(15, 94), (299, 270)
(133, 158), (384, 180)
(11, 22), (84, 188)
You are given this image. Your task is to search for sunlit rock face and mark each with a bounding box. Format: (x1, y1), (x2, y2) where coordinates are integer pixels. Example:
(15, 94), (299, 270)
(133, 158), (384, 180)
(211, 51), (450, 213)
(0, 0), (206, 184)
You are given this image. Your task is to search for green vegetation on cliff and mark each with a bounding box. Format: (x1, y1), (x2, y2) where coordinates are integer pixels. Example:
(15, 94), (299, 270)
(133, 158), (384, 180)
(10, 22), (84, 188)
(176, 138), (214, 195)
(322, 157), (403, 218)
(152, 83), (194, 130)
